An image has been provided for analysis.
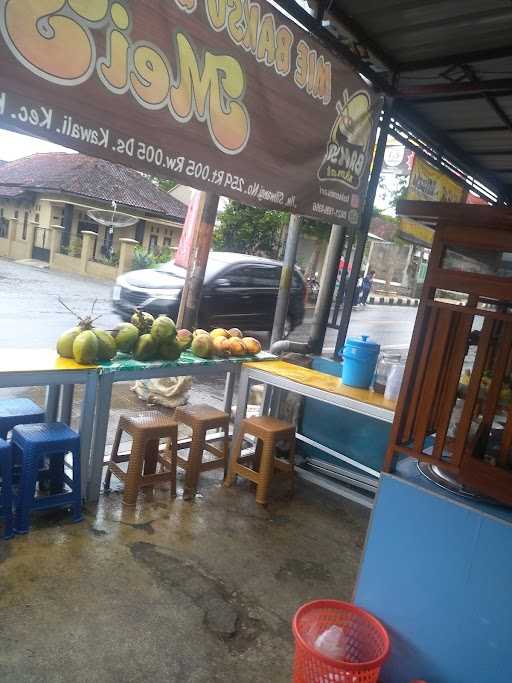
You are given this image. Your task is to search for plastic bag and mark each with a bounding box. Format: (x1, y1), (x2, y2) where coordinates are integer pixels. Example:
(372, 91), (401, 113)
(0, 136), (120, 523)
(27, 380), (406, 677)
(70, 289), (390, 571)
(131, 376), (192, 408)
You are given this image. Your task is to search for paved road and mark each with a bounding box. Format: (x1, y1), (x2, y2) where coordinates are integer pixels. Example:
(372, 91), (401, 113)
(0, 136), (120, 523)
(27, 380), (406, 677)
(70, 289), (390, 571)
(0, 259), (417, 352)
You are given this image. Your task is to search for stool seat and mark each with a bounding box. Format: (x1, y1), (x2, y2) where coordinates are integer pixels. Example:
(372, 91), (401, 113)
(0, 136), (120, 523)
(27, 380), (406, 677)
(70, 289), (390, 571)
(105, 411), (178, 506)
(12, 422), (79, 453)
(0, 398), (45, 439)
(225, 416), (295, 505)
(175, 404), (230, 429)
(12, 423), (82, 534)
(0, 439), (14, 539)
(171, 404), (230, 499)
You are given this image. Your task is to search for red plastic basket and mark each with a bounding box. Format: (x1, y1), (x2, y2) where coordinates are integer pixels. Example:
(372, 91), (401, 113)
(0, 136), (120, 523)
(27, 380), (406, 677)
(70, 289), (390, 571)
(292, 600), (390, 683)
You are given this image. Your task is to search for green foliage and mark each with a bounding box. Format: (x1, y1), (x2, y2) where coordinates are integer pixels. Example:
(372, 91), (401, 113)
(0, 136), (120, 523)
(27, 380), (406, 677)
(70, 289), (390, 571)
(214, 201), (287, 257)
(299, 216), (331, 241)
(61, 237), (82, 258)
(131, 245), (173, 271)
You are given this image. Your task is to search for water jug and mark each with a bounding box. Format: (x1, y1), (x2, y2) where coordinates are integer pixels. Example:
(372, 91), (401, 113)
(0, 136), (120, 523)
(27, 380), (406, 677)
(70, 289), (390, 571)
(341, 335), (380, 389)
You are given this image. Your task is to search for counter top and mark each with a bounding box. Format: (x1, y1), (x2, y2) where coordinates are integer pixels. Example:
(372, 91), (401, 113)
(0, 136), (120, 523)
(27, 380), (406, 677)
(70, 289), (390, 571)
(243, 359), (397, 412)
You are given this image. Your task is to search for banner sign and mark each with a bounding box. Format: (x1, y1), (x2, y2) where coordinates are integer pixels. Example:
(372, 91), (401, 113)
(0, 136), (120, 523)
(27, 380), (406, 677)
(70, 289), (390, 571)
(382, 138), (414, 176)
(0, 0), (381, 224)
(399, 157), (465, 246)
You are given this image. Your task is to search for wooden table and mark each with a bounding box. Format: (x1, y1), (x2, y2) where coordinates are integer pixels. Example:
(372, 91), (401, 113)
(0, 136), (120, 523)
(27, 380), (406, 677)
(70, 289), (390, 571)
(233, 360), (396, 507)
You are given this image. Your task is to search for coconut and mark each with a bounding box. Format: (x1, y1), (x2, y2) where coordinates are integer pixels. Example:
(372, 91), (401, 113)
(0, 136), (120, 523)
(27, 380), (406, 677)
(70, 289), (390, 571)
(176, 329), (193, 350)
(160, 338), (182, 361)
(112, 322), (140, 353)
(73, 330), (99, 365)
(228, 328), (243, 338)
(212, 336), (230, 357)
(228, 337), (246, 357)
(191, 334), (213, 359)
(131, 309), (154, 335)
(57, 326), (82, 358)
(94, 329), (117, 361)
(193, 328), (209, 338)
(133, 334), (157, 361)
(151, 315), (176, 342)
(210, 328), (230, 339)
(242, 337), (262, 355)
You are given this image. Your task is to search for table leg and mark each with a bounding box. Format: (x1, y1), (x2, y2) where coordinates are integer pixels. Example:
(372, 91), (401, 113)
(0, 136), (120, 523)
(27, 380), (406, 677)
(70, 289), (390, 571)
(232, 368), (251, 442)
(223, 369), (237, 418)
(60, 384), (74, 425)
(45, 384), (61, 422)
(80, 373), (98, 501)
(261, 386), (273, 416)
(86, 374), (112, 503)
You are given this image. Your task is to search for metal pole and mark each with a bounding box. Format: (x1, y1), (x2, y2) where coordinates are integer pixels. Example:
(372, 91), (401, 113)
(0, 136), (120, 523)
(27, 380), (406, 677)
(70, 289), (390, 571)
(270, 213), (301, 345)
(180, 192), (219, 331)
(333, 101), (392, 358)
(330, 227), (355, 326)
(308, 224), (347, 355)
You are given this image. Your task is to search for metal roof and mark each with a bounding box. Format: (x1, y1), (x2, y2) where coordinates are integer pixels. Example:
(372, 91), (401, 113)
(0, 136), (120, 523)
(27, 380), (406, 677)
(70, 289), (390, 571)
(278, 0), (512, 201)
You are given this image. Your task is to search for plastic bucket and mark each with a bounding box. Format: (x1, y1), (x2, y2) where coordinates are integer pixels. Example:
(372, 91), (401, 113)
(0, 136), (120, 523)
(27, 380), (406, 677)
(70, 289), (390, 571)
(292, 600), (390, 683)
(341, 335), (380, 389)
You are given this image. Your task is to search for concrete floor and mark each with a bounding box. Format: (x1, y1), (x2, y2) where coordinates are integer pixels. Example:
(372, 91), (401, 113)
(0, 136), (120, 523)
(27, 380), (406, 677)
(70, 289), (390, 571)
(0, 466), (370, 682)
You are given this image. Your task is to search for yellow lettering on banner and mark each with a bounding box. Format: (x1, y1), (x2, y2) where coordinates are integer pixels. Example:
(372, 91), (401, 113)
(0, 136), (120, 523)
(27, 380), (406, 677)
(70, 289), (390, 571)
(68, 0), (108, 22)
(174, 0), (197, 13)
(275, 26), (293, 76)
(98, 32), (129, 91)
(170, 32), (249, 154)
(294, 39), (308, 89)
(313, 55), (331, 104)
(307, 48), (316, 95)
(257, 14), (276, 65)
(226, 0), (244, 43)
(1, 0), (95, 84)
(130, 45), (171, 108)
(242, 1), (260, 54)
(206, 0), (227, 30)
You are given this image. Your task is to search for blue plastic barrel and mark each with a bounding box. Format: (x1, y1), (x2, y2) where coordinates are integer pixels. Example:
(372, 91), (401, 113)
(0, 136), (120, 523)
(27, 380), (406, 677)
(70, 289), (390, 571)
(341, 335), (380, 389)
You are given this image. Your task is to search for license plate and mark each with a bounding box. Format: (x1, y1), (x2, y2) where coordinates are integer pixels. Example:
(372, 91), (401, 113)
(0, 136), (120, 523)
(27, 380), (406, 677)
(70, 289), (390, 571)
(112, 285), (121, 301)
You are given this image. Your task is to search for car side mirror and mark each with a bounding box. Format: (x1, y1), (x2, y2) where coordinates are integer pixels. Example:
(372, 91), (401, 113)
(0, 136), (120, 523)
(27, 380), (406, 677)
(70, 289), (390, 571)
(215, 278), (231, 288)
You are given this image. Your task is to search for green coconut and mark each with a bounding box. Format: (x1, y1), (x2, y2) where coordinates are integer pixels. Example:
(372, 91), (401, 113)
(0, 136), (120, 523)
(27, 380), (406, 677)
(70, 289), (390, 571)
(159, 338), (182, 362)
(176, 329), (193, 350)
(131, 309), (155, 335)
(73, 330), (99, 365)
(191, 334), (213, 359)
(133, 334), (157, 361)
(93, 329), (117, 361)
(113, 322), (140, 353)
(151, 315), (176, 343)
(57, 326), (82, 359)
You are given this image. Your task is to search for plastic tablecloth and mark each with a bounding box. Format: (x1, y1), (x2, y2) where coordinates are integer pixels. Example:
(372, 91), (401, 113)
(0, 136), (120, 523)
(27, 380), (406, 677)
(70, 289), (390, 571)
(97, 350), (275, 373)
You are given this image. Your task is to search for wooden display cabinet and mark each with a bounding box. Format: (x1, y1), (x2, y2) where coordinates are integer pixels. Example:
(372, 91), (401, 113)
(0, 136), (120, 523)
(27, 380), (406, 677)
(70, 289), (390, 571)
(384, 200), (512, 506)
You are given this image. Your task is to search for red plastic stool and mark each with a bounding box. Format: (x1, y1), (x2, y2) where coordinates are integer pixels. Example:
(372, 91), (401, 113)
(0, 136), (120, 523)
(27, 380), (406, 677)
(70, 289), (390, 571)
(292, 600), (389, 683)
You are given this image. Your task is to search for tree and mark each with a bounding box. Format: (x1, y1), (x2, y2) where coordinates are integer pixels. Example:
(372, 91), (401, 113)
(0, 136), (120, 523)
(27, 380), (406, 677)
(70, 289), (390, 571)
(214, 201), (287, 258)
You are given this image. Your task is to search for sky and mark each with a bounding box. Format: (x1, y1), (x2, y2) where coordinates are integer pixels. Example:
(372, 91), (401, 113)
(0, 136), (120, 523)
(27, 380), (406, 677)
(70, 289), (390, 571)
(0, 129), (73, 161)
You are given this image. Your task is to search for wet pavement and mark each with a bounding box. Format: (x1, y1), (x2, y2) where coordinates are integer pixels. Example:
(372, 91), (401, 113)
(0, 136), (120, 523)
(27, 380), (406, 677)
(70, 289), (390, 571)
(0, 456), (370, 682)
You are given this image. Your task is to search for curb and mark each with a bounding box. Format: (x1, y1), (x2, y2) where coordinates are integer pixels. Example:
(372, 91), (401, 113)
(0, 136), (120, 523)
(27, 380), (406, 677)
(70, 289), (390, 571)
(367, 295), (419, 307)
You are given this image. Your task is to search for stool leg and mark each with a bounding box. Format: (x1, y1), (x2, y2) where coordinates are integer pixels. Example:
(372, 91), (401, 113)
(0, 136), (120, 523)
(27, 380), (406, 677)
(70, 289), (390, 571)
(252, 438), (263, 472)
(222, 426), (230, 479)
(143, 439), (159, 479)
(1, 449), (14, 540)
(15, 450), (39, 534)
(169, 436), (178, 498)
(255, 438), (275, 506)
(287, 434), (296, 498)
(122, 435), (146, 506)
(184, 427), (205, 500)
(224, 428), (244, 487)
(49, 452), (65, 494)
(104, 424), (123, 490)
(70, 445), (83, 523)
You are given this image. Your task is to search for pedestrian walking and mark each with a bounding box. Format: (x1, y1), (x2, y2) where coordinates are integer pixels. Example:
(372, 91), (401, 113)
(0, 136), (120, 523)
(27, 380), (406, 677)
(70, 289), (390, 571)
(361, 270), (375, 305)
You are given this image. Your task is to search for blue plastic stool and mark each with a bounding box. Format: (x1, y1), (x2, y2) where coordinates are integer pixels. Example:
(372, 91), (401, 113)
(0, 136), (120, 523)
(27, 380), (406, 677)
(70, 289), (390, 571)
(0, 398), (45, 439)
(0, 439), (14, 539)
(13, 423), (82, 534)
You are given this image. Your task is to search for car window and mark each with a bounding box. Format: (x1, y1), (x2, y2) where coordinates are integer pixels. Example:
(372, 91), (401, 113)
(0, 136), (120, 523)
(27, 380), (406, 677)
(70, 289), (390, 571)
(292, 271), (304, 290)
(248, 265), (281, 286)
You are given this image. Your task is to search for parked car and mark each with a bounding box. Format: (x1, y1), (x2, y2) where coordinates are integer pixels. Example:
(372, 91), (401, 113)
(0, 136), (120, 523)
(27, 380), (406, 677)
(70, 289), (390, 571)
(113, 252), (305, 334)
